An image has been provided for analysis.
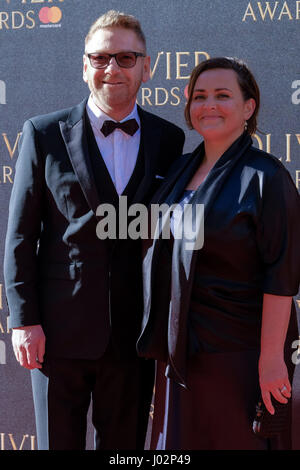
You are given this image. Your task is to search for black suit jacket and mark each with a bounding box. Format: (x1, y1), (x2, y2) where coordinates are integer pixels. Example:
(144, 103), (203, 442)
(4, 98), (185, 360)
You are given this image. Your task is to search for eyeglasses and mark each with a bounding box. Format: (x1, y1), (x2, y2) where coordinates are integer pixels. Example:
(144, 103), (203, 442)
(86, 51), (146, 69)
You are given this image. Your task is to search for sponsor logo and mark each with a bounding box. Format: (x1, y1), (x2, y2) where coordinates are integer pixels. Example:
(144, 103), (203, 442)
(39, 6), (62, 26)
(0, 0), (63, 30)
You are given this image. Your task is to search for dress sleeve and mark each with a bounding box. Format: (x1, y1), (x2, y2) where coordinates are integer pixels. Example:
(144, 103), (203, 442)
(257, 166), (300, 296)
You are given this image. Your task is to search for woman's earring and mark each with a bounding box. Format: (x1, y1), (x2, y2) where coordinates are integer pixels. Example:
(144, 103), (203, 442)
(244, 121), (248, 131)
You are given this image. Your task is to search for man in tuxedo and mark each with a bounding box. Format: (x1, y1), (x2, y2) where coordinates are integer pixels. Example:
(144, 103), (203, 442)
(4, 10), (185, 450)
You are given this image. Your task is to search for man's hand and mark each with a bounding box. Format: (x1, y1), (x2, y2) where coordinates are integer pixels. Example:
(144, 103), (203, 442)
(12, 325), (46, 369)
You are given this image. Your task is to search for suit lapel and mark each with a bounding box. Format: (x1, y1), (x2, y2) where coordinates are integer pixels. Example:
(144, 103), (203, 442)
(130, 107), (163, 204)
(149, 144), (204, 261)
(59, 99), (101, 215)
(139, 146), (204, 346)
(60, 103), (164, 213)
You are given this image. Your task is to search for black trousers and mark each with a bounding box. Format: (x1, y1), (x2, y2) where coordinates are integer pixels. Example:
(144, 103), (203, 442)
(30, 343), (154, 450)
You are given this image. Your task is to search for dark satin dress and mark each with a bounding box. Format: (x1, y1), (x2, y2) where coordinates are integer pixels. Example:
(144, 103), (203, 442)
(142, 134), (300, 450)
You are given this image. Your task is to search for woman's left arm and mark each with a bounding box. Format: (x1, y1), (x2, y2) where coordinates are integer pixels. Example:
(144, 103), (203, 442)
(259, 293), (292, 414)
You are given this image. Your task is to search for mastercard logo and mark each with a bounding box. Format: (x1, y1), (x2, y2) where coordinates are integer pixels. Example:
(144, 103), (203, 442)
(39, 7), (62, 24)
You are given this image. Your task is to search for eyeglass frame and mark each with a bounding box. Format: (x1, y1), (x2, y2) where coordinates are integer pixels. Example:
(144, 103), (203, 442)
(85, 51), (146, 69)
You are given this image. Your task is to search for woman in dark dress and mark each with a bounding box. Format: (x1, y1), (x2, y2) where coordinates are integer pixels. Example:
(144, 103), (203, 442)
(138, 57), (300, 450)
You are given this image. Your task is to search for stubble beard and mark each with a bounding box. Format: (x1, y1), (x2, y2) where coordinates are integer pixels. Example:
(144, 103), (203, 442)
(91, 75), (142, 116)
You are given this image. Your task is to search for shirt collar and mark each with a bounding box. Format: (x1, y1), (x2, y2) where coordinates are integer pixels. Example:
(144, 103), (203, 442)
(86, 94), (140, 136)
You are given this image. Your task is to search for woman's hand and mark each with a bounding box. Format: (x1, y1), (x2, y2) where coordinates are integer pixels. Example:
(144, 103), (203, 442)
(259, 294), (293, 414)
(258, 354), (291, 415)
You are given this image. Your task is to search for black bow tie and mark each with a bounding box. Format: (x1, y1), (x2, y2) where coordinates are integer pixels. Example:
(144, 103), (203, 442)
(101, 118), (139, 137)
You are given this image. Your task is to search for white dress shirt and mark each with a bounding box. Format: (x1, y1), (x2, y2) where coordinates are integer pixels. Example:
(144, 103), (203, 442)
(86, 95), (141, 195)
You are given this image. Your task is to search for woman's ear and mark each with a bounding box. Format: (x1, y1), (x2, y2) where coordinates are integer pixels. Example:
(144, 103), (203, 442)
(244, 98), (256, 121)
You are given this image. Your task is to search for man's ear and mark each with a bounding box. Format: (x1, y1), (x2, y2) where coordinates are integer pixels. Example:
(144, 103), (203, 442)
(83, 54), (88, 83)
(142, 55), (151, 84)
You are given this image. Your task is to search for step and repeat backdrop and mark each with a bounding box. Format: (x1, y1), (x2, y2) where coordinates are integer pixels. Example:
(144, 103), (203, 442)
(0, 0), (299, 450)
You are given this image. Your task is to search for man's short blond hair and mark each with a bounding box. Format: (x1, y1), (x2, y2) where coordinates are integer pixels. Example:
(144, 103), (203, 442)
(85, 10), (146, 52)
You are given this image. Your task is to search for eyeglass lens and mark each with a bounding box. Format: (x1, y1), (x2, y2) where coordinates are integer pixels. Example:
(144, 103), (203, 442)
(89, 52), (139, 69)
